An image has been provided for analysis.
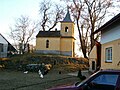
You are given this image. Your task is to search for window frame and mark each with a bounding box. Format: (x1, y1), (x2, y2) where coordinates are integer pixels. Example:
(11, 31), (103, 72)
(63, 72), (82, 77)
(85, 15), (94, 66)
(46, 40), (49, 48)
(65, 26), (68, 32)
(105, 47), (112, 63)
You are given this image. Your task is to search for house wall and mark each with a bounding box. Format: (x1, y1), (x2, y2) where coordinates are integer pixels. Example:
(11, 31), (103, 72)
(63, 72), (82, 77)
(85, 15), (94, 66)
(0, 35), (8, 57)
(101, 23), (120, 44)
(100, 22), (120, 69)
(35, 19), (75, 57)
(101, 39), (120, 69)
(89, 45), (97, 72)
(60, 38), (75, 57)
(35, 37), (61, 54)
(61, 22), (74, 37)
(35, 37), (75, 57)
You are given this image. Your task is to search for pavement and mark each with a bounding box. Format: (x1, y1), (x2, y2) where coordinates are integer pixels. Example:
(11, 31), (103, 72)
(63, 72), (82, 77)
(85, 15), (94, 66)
(68, 70), (92, 78)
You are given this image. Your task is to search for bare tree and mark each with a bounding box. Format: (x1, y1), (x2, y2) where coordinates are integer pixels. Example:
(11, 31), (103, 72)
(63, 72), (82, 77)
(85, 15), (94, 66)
(84, 0), (112, 49)
(39, 0), (64, 31)
(10, 16), (37, 54)
(66, 0), (114, 58)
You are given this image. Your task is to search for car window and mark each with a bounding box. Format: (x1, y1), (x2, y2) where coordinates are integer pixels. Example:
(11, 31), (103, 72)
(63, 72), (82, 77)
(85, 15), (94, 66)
(81, 74), (119, 90)
(92, 74), (118, 86)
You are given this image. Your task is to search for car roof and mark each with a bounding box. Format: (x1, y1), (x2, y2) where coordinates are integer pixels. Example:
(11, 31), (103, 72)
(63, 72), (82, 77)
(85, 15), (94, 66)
(100, 69), (120, 73)
(76, 69), (120, 87)
(89, 69), (120, 80)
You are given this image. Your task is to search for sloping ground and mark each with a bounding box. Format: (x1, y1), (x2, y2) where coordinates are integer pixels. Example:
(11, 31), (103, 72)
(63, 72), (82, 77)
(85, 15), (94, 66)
(0, 54), (89, 90)
(2, 53), (88, 72)
(0, 70), (80, 90)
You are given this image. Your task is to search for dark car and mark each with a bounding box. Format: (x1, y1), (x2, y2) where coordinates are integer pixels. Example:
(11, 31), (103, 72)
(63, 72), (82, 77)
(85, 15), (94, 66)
(49, 69), (120, 90)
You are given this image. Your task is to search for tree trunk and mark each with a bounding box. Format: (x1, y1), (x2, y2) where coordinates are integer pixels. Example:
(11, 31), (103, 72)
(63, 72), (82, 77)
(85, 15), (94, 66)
(77, 20), (88, 59)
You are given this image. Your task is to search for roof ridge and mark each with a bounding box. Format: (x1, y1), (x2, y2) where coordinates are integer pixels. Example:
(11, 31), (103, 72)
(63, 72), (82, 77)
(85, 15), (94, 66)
(62, 8), (72, 22)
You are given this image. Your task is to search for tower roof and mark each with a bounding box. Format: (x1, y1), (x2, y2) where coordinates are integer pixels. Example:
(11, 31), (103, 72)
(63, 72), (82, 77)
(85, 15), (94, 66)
(62, 8), (72, 22)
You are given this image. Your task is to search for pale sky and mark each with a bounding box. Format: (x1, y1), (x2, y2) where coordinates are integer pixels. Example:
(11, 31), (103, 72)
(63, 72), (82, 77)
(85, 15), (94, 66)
(0, 0), (40, 38)
(0, 0), (65, 44)
(0, 0), (120, 57)
(1, 0), (119, 40)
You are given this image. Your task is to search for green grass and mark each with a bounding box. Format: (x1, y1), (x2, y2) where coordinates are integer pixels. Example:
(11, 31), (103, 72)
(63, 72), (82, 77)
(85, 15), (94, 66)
(0, 54), (88, 90)
(0, 69), (80, 90)
(8, 53), (88, 70)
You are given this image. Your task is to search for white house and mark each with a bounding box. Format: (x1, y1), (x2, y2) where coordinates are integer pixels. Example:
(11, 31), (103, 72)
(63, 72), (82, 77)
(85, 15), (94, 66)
(93, 13), (120, 70)
(0, 33), (17, 58)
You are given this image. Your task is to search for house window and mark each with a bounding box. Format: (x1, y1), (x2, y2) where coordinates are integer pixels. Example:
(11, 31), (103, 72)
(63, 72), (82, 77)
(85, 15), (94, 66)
(0, 43), (3, 52)
(65, 27), (68, 32)
(105, 47), (112, 62)
(92, 61), (95, 70)
(46, 40), (49, 48)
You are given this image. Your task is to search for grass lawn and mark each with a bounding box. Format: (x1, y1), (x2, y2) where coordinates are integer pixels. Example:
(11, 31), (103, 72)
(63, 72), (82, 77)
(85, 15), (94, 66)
(0, 54), (88, 90)
(0, 69), (80, 90)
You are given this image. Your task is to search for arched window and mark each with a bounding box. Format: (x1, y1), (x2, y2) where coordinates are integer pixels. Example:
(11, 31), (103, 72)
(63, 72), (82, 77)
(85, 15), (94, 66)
(65, 27), (68, 32)
(46, 40), (49, 48)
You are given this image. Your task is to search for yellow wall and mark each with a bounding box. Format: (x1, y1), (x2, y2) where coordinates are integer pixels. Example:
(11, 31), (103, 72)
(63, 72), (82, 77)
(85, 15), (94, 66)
(36, 37), (60, 50)
(101, 39), (120, 69)
(60, 38), (75, 57)
(60, 38), (72, 51)
(89, 46), (97, 59)
(35, 21), (75, 57)
(61, 22), (74, 37)
(89, 45), (97, 71)
(36, 37), (75, 57)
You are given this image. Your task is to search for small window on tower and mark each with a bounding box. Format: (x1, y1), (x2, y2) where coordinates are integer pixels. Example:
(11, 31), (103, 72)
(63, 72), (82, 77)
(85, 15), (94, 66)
(65, 27), (68, 32)
(46, 40), (49, 48)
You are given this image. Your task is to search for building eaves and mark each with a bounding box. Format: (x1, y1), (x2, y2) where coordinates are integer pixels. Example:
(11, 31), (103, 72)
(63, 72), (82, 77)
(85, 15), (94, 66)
(93, 13), (120, 34)
(61, 36), (76, 40)
(36, 31), (61, 37)
(0, 33), (17, 52)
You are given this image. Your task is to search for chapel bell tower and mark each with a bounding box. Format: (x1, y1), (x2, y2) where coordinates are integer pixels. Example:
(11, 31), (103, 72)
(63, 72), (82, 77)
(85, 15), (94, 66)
(60, 8), (74, 37)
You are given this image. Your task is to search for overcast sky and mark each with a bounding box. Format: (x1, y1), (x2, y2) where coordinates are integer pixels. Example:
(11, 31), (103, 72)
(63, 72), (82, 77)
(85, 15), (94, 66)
(1, 0), (120, 40)
(0, 0), (40, 36)
(0, 0), (64, 44)
(0, 0), (120, 57)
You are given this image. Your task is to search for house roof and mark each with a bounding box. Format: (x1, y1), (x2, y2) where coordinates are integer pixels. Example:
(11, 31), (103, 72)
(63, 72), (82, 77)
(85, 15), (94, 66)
(36, 31), (75, 39)
(36, 31), (61, 37)
(61, 9), (73, 23)
(93, 13), (120, 34)
(0, 33), (17, 52)
(8, 43), (17, 52)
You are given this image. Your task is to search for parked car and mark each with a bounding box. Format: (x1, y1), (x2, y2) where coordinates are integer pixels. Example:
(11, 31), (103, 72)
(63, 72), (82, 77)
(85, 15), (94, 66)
(49, 69), (120, 90)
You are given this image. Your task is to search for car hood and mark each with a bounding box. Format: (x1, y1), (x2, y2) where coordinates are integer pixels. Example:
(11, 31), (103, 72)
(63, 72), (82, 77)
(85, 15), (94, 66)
(48, 85), (80, 90)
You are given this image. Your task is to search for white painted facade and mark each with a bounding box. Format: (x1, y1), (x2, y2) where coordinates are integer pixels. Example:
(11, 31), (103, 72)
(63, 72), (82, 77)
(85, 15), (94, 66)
(101, 25), (120, 44)
(93, 13), (120, 70)
(100, 21), (120, 70)
(0, 34), (8, 57)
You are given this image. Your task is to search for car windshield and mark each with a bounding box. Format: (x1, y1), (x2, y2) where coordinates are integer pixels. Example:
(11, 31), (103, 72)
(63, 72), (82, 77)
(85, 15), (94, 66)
(76, 72), (119, 87)
(76, 72), (98, 87)
(91, 74), (119, 86)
